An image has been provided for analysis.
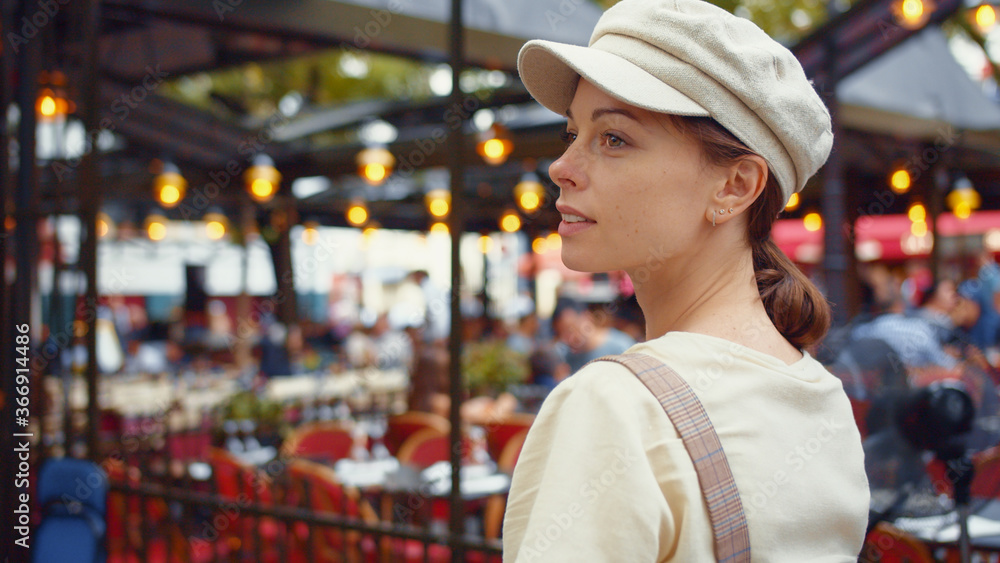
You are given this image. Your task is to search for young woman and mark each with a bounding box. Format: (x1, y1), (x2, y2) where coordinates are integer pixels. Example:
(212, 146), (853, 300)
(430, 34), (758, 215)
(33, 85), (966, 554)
(503, 0), (870, 560)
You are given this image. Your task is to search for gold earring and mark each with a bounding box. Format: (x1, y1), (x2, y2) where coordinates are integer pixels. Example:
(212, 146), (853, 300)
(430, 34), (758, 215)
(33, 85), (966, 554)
(729, 208), (734, 214)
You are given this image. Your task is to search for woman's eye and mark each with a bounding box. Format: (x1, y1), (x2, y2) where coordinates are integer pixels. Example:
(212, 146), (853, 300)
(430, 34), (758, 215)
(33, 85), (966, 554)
(604, 133), (625, 148)
(559, 131), (577, 145)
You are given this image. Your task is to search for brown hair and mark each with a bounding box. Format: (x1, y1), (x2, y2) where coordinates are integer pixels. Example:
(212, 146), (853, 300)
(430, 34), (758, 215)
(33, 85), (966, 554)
(670, 116), (831, 349)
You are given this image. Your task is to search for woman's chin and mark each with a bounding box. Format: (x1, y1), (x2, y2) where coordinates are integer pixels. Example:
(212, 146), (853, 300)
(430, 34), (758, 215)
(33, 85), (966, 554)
(560, 249), (609, 273)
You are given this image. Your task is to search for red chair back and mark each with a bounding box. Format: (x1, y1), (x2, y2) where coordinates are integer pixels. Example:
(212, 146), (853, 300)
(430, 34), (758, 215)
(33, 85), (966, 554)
(385, 412), (450, 456)
(286, 459), (375, 560)
(972, 445), (1000, 499)
(484, 413), (534, 462)
(397, 428), (471, 469)
(281, 421), (355, 462)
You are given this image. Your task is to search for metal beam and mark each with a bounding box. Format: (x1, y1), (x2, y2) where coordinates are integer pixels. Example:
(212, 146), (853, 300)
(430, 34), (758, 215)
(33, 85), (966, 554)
(447, 0), (467, 559)
(79, 0), (104, 460)
(102, 0), (528, 71)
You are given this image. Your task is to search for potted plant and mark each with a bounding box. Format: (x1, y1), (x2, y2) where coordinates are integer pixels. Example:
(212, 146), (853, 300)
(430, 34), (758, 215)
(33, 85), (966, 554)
(461, 339), (529, 398)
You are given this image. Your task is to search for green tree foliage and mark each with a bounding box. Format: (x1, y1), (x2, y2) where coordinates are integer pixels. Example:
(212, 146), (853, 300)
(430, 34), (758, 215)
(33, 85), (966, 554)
(593, 0), (843, 44)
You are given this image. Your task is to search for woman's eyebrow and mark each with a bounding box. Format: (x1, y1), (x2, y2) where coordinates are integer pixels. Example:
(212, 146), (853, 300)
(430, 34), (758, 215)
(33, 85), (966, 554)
(564, 107), (641, 123)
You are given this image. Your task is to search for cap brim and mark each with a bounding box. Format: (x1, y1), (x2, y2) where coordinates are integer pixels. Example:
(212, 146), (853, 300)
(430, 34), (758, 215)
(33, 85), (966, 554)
(517, 39), (709, 118)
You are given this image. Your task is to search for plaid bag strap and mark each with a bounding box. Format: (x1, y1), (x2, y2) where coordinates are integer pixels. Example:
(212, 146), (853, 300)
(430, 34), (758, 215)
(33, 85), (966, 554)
(596, 352), (751, 563)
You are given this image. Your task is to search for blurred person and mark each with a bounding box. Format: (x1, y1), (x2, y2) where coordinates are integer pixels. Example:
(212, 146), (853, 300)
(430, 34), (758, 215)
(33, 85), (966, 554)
(344, 312), (413, 372)
(506, 296), (541, 356)
(851, 310), (959, 372)
(960, 250), (1000, 352)
(505, 1), (869, 559)
(611, 293), (646, 342)
(551, 297), (635, 372)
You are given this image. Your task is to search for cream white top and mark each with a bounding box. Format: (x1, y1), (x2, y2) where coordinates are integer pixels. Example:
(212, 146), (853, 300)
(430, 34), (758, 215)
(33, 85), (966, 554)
(503, 331), (870, 562)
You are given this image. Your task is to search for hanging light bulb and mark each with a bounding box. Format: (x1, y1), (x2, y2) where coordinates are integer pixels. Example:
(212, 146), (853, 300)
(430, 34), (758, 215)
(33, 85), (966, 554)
(479, 234), (494, 253)
(356, 146), (395, 185)
(204, 211), (228, 241)
(430, 222), (449, 234)
(425, 189), (451, 218)
(302, 221), (320, 245)
(892, 0), (933, 29)
(145, 213), (168, 241)
(477, 123), (514, 166)
(975, 3), (997, 31)
(36, 71), (70, 122)
(947, 176), (981, 220)
(245, 154), (281, 203)
(347, 201), (369, 227)
(514, 173), (545, 213)
(154, 162), (187, 208)
(97, 212), (114, 239)
(889, 166), (912, 194)
(803, 212), (823, 232)
(784, 192), (800, 212)
(532, 236), (548, 254)
(500, 209), (522, 233)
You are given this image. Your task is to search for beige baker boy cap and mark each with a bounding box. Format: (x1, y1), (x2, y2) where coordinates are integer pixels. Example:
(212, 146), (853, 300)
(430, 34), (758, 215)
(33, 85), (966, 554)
(517, 0), (833, 203)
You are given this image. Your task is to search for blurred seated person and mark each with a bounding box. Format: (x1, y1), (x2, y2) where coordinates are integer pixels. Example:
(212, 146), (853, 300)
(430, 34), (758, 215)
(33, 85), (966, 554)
(344, 311), (413, 372)
(528, 345), (570, 392)
(960, 250), (1000, 353)
(911, 279), (960, 342)
(551, 297), (636, 373)
(408, 342), (449, 413)
(851, 281), (982, 374)
(611, 294), (646, 342)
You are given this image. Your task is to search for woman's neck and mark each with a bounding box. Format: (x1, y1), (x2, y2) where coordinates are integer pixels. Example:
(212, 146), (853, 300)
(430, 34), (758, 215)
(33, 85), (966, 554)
(631, 241), (801, 364)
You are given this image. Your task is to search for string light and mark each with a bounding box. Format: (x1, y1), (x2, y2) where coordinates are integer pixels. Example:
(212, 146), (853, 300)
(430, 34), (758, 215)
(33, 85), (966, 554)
(500, 210), (521, 233)
(245, 154), (281, 203)
(154, 163), (187, 208)
(803, 212), (823, 232)
(347, 202), (369, 226)
(784, 192), (800, 212)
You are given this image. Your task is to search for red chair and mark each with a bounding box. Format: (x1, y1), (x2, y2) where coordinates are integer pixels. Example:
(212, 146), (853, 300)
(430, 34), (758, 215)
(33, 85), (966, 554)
(482, 429), (528, 542)
(285, 459), (379, 562)
(971, 445), (1000, 499)
(384, 411), (450, 457)
(396, 428), (472, 469)
(282, 421), (356, 462)
(105, 459), (215, 563)
(861, 522), (933, 563)
(206, 447), (283, 562)
(484, 413), (534, 462)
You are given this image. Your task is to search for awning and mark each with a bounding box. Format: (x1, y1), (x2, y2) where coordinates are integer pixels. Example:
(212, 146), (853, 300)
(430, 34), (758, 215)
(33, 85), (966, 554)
(838, 27), (1000, 143)
(773, 210), (1000, 263)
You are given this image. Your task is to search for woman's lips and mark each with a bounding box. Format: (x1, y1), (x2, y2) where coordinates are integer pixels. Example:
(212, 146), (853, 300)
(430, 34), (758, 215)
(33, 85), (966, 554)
(558, 212), (596, 237)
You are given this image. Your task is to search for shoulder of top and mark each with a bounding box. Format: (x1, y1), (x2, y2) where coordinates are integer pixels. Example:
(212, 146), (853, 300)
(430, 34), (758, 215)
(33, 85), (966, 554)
(554, 357), (654, 399)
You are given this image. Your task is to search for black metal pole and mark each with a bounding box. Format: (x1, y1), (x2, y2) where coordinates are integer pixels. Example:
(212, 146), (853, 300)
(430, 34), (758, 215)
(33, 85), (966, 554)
(78, 0), (102, 461)
(447, 0), (467, 558)
(1, 0), (19, 559)
(7, 1), (42, 561)
(820, 28), (851, 327)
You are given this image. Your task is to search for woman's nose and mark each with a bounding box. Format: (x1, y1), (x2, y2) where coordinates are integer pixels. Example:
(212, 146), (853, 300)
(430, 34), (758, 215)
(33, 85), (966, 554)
(549, 149), (581, 191)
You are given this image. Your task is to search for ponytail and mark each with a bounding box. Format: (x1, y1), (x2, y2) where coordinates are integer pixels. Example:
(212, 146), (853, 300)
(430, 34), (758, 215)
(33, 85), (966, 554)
(747, 173), (831, 349)
(671, 115), (832, 349)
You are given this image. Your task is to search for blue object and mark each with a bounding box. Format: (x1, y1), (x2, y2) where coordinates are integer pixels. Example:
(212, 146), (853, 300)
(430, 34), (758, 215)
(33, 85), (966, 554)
(33, 458), (108, 563)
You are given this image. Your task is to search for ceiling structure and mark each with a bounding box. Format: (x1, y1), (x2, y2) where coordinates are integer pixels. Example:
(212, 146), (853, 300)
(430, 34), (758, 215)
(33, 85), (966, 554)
(10, 0), (1000, 237)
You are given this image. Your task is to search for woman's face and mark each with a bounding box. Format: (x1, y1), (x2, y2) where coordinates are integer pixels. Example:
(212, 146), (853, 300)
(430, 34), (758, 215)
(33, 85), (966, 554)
(550, 79), (728, 275)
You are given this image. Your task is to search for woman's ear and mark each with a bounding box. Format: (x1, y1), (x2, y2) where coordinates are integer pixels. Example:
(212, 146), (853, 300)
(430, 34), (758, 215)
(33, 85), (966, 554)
(712, 155), (768, 220)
